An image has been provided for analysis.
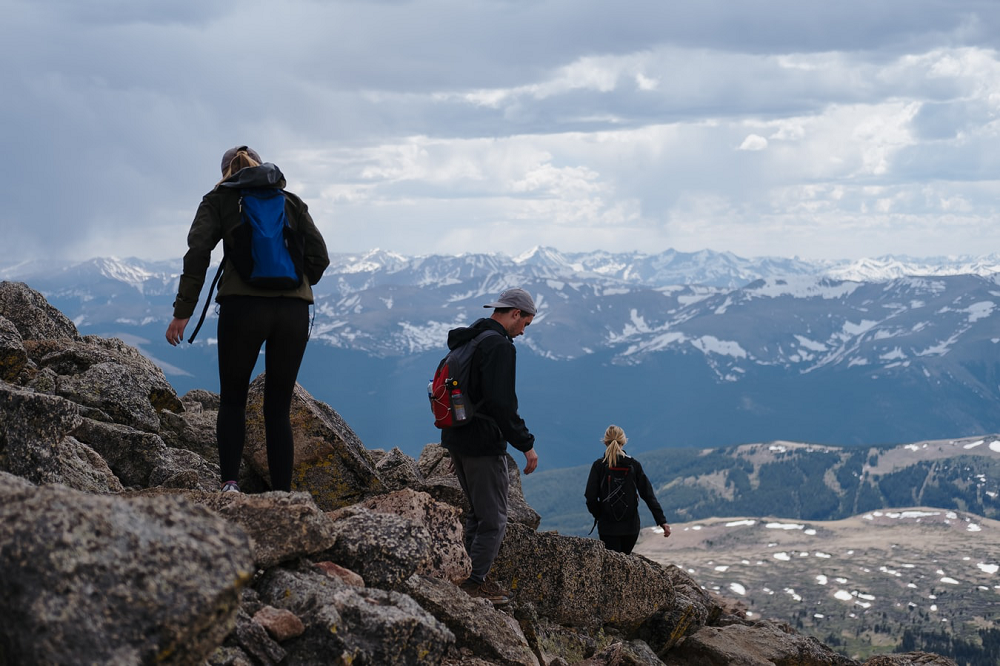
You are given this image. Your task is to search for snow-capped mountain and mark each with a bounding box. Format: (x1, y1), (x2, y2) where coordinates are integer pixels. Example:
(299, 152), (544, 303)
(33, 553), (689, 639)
(6, 247), (1000, 468)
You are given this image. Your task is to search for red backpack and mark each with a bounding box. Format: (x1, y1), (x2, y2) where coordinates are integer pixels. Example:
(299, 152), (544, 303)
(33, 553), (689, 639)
(429, 330), (499, 428)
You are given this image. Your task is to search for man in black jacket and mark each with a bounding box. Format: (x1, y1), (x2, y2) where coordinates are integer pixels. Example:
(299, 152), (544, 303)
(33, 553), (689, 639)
(441, 288), (539, 607)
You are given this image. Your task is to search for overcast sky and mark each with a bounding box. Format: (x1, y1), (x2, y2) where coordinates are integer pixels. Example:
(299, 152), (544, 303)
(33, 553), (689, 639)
(4, 0), (1000, 265)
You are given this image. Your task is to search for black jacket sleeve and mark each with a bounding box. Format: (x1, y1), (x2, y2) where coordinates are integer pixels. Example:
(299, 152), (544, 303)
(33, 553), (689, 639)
(635, 460), (668, 526)
(584, 460), (603, 518)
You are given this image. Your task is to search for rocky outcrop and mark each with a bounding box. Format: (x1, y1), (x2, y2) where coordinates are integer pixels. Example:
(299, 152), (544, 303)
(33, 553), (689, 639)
(358, 487), (472, 583)
(245, 376), (387, 507)
(0, 282), (960, 665)
(0, 281), (80, 342)
(0, 482), (252, 665)
(659, 620), (856, 665)
(255, 565), (455, 665)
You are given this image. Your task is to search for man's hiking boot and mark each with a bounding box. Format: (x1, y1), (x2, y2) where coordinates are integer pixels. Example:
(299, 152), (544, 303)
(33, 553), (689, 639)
(460, 578), (511, 607)
(221, 480), (240, 493)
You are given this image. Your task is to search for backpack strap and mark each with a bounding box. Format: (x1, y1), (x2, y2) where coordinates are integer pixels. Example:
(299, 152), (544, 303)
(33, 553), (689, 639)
(467, 329), (501, 422)
(186, 262), (224, 344)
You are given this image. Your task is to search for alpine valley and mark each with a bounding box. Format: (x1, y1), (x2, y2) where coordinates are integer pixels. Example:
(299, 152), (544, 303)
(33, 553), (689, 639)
(5, 247), (1000, 472)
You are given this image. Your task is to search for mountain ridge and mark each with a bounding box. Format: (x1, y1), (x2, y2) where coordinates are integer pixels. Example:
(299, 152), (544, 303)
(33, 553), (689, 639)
(4, 247), (1000, 466)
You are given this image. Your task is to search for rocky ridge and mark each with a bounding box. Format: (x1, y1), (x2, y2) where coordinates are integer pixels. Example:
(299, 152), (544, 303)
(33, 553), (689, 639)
(0, 280), (957, 665)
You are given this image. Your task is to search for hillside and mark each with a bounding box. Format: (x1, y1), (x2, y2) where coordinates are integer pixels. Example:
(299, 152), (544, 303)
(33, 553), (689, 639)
(523, 435), (1000, 535)
(635, 509), (1000, 663)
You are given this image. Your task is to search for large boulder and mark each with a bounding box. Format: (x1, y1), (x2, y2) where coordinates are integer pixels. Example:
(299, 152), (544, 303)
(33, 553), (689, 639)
(0, 281), (80, 341)
(159, 391), (221, 464)
(322, 505), (433, 589)
(0, 316), (28, 381)
(660, 620), (857, 666)
(244, 378), (385, 508)
(0, 483), (253, 665)
(634, 564), (728, 655)
(491, 523), (675, 633)
(255, 565), (455, 665)
(0, 380), (121, 492)
(193, 490), (338, 569)
(73, 417), (218, 491)
(358, 488), (472, 583)
(403, 574), (539, 666)
(36, 336), (182, 431)
(862, 653), (958, 665)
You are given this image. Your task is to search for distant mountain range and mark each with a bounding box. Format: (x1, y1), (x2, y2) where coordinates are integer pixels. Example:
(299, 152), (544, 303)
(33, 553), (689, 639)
(4, 247), (1000, 469)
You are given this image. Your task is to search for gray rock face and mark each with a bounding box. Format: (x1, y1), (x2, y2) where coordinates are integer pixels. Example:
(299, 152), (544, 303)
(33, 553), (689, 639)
(0, 281), (80, 341)
(376, 445), (426, 490)
(193, 491), (339, 569)
(72, 417), (171, 486)
(245, 377), (386, 507)
(491, 523), (675, 633)
(635, 564), (728, 655)
(661, 620), (857, 666)
(358, 488), (472, 583)
(159, 392), (221, 464)
(44, 337), (182, 431)
(404, 574), (539, 666)
(256, 566), (455, 665)
(323, 505), (434, 589)
(0, 381), (122, 492)
(0, 316), (28, 381)
(0, 483), (253, 665)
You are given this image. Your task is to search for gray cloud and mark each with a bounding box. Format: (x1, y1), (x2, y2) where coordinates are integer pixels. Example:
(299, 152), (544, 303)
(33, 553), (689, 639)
(3, 0), (1000, 265)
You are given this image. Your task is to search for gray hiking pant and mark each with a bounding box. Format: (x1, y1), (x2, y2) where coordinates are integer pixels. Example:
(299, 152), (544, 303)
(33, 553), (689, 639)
(451, 452), (509, 584)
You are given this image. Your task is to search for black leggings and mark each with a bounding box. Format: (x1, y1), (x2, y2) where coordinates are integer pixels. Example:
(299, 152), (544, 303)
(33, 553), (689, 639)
(216, 296), (309, 491)
(599, 533), (639, 555)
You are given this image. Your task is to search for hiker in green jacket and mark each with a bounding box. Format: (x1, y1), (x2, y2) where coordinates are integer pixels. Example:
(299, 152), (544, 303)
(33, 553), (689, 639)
(165, 146), (329, 494)
(585, 424), (671, 554)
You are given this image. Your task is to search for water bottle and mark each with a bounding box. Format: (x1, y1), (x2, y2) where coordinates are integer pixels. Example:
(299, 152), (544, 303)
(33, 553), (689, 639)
(450, 389), (467, 422)
(427, 380), (434, 413)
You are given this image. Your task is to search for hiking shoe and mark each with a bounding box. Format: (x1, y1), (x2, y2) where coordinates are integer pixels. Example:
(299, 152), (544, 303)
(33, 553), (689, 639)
(460, 578), (510, 607)
(221, 481), (240, 493)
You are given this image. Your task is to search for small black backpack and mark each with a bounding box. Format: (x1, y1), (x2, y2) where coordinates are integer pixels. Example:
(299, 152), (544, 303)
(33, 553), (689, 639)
(601, 459), (639, 522)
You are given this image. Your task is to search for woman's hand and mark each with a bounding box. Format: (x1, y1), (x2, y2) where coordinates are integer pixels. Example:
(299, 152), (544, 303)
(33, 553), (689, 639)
(165, 318), (189, 346)
(660, 523), (671, 538)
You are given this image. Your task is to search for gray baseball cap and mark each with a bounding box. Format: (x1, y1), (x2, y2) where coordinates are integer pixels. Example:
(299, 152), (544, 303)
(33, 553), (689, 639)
(221, 145), (262, 174)
(483, 288), (536, 315)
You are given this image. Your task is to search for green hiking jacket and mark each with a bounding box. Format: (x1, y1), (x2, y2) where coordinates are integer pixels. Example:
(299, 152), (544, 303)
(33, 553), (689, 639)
(172, 164), (330, 320)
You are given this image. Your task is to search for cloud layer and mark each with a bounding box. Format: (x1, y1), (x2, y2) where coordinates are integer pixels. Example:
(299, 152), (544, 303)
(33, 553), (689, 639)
(4, 0), (1000, 264)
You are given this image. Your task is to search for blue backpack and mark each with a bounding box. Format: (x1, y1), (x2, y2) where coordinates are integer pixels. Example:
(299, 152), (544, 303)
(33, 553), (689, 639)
(187, 188), (304, 343)
(228, 189), (303, 290)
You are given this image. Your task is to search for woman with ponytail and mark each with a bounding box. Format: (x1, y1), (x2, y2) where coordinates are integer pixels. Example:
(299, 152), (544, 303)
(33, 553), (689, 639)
(166, 145), (330, 494)
(584, 424), (671, 554)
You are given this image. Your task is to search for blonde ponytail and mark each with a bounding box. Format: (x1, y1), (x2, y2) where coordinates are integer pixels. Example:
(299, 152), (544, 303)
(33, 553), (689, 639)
(602, 424), (628, 467)
(216, 149), (261, 187)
